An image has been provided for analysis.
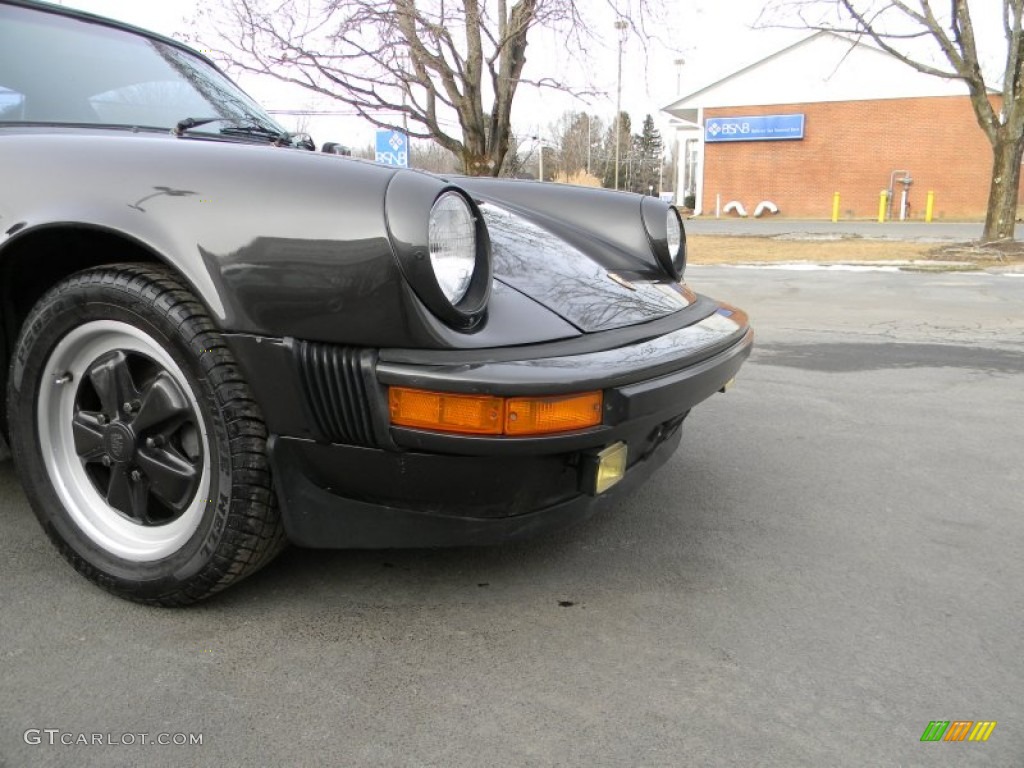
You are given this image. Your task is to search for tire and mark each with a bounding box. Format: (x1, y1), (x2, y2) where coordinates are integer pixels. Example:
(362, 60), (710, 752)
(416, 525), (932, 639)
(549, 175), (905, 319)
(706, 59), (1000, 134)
(7, 264), (285, 605)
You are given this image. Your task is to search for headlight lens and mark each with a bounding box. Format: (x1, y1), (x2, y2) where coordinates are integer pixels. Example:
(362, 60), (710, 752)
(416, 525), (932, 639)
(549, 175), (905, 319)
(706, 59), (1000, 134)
(428, 192), (477, 304)
(666, 208), (682, 261)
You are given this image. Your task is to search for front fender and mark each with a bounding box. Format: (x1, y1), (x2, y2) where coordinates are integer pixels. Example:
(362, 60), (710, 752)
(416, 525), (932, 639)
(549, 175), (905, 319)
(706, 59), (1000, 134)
(0, 131), (578, 348)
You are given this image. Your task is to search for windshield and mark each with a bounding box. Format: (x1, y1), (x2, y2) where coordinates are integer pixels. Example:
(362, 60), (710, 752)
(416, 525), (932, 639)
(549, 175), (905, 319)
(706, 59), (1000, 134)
(0, 4), (283, 136)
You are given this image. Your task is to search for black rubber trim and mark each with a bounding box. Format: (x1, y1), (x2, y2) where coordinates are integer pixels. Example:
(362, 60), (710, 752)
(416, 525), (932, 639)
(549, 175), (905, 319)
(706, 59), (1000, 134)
(386, 329), (752, 456)
(295, 341), (378, 446)
(271, 428), (681, 549)
(376, 309), (749, 397)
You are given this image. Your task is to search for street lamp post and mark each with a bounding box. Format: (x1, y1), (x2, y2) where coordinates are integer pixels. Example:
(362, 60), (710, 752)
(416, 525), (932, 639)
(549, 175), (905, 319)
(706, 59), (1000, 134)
(673, 58), (685, 204)
(613, 19), (628, 191)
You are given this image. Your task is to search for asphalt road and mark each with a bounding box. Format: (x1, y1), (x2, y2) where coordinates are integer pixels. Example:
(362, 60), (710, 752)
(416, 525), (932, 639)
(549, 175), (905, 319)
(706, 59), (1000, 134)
(2, 268), (1022, 767)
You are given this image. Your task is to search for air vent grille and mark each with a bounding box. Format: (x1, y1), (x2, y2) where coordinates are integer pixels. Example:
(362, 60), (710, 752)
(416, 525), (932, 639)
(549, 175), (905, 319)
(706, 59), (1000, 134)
(296, 342), (377, 446)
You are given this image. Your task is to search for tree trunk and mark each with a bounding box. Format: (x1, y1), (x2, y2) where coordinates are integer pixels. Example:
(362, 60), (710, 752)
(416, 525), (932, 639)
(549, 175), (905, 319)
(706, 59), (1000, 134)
(460, 139), (505, 177)
(982, 135), (1024, 242)
(462, 152), (496, 176)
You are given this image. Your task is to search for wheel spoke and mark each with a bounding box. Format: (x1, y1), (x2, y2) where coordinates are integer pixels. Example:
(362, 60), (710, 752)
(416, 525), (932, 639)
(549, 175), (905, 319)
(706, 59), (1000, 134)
(132, 372), (190, 434)
(106, 466), (131, 517)
(87, 351), (140, 417)
(136, 447), (199, 511)
(72, 411), (106, 461)
(106, 466), (152, 524)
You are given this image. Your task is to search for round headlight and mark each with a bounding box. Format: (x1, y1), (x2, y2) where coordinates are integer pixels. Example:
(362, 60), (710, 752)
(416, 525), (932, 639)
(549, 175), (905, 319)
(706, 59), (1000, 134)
(428, 192), (477, 305)
(666, 208), (682, 260)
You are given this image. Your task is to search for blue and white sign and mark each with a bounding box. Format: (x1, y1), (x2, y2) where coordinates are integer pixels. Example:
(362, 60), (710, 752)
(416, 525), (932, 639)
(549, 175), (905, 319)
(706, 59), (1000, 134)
(704, 114), (805, 143)
(375, 129), (408, 167)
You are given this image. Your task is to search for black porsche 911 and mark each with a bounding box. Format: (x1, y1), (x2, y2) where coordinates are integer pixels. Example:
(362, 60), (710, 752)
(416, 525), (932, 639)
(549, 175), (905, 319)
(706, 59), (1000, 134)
(0, 0), (752, 604)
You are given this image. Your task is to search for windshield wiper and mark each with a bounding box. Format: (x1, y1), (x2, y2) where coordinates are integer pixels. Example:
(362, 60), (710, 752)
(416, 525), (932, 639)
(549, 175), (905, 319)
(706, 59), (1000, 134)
(173, 116), (314, 150)
(222, 124), (314, 150)
(171, 116), (242, 136)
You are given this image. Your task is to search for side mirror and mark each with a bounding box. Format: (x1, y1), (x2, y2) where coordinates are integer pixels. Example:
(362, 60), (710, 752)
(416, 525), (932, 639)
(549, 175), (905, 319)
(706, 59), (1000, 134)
(322, 142), (352, 156)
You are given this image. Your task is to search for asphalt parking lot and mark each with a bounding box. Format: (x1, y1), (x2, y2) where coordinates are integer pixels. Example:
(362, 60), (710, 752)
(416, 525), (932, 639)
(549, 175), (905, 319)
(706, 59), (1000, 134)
(1, 267), (1022, 767)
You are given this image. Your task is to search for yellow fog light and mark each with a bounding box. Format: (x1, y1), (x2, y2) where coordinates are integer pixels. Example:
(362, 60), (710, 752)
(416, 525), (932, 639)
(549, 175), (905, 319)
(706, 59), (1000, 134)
(584, 441), (628, 496)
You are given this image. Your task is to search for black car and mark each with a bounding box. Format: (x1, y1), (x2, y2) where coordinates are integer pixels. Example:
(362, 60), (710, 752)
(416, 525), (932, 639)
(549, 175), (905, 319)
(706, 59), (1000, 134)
(0, 0), (752, 604)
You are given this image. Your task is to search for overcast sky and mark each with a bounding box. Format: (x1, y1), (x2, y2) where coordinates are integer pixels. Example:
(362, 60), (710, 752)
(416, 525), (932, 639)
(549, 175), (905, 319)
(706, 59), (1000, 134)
(53, 0), (807, 147)
(54, 0), (995, 151)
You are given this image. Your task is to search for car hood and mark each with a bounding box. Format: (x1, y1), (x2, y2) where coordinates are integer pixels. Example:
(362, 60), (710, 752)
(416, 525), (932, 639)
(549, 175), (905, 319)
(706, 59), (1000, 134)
(453, 177), (690, 333)
(479, 201), (689, 333)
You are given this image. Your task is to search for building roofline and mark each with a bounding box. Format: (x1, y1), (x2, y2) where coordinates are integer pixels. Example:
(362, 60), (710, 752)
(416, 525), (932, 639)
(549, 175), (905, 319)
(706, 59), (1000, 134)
(662, 29), (996, 114)
(663, 31), (828, 112)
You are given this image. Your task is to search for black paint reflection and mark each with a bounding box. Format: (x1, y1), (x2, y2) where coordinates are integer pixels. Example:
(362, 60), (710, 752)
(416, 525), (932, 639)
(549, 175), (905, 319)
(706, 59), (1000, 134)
(128, 186), (196, 212)
(482, 204), (689, 332)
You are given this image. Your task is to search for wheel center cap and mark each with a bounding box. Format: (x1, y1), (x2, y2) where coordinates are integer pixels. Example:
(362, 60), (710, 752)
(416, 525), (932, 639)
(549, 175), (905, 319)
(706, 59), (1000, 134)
(105, 423), (136, 463)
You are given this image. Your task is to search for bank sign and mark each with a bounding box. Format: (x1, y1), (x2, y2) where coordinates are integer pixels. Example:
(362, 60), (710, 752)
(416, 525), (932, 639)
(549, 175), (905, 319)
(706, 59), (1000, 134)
(705, 114), (805, 143)
(375, 129), (408, 167)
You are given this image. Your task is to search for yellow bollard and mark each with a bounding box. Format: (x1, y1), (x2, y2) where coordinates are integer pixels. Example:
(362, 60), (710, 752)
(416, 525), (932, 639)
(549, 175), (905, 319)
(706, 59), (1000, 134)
(878, 190), (888, 223)
(832, 192), (840, 223)
(925, 190), (935, 223)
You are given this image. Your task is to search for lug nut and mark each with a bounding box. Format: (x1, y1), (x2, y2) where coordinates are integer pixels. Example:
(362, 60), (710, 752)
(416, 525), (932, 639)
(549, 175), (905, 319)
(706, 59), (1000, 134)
(130, 470), (142, 482)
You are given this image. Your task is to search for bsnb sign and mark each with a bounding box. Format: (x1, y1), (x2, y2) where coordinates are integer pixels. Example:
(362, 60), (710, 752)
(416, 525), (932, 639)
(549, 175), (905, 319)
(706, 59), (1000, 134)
(375, 130), (408, 167)
(705, 114), (805, 143)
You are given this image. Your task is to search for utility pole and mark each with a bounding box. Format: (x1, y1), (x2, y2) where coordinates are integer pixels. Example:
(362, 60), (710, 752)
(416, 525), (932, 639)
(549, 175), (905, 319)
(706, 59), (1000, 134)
(614, 19), (628, 191)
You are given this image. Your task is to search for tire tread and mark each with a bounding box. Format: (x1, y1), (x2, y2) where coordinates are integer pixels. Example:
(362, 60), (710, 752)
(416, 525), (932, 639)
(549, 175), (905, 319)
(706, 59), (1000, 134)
(10, 264), (286, 606)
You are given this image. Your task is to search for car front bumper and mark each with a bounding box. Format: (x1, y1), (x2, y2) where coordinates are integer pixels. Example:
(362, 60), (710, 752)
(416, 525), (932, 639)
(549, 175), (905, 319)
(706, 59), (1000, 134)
(226, 300), (752, 548)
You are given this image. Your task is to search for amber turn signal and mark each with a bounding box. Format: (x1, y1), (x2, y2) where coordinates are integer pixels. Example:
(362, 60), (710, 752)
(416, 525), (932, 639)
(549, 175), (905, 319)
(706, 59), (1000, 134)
(388, 388), (504, 435)
(389, 388), (603, 436)
(504, 392), (603, 435)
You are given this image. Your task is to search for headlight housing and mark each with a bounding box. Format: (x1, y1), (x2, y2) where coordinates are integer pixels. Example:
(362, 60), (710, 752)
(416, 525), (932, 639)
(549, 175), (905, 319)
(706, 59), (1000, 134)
(428, 192), (476, 304)
(641, 197), (687, 280)
(384, 173), (492, 330)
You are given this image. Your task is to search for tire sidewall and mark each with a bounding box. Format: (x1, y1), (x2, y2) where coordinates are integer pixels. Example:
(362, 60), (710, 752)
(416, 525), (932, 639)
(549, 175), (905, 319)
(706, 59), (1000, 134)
(8, 277), (236, 595)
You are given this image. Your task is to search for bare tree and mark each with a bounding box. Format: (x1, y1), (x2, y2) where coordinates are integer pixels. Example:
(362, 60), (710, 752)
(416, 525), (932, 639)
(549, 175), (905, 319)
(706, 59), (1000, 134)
(601, 111), (632, 189)
(499, 133), (532, 177)
(763, 1), (1024, 243)
(409, 140), (461, 172)
(201, 0), (661, 176)
(551, 110), (604, 177)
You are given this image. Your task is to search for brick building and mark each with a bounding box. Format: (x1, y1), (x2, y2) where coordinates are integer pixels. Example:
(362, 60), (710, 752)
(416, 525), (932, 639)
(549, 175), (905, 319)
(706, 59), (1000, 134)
(662, 32), (1008, 220)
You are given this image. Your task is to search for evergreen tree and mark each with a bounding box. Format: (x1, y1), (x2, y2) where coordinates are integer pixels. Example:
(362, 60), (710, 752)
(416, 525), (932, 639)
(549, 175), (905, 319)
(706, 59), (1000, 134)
(632, 114), (664, 195)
